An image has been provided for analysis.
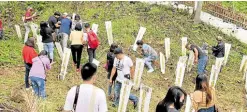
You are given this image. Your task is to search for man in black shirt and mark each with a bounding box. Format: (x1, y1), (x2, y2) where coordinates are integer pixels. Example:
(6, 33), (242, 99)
(186, 43), (208, 75)
(212, 36), (225, 58)
(48, 12), (61, 41)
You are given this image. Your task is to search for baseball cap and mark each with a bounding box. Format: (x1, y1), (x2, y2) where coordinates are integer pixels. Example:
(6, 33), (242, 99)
(63, 12), (68, 16)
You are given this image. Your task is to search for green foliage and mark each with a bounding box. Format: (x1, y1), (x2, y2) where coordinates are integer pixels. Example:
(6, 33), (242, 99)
(222, 1), (247, 14)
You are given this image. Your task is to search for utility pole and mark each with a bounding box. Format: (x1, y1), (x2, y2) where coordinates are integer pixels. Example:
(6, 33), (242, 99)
(193, 1), (203, 24)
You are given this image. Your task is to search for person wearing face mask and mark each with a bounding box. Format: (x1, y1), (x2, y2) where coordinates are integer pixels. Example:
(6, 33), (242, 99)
(190, 74), (217, 112)
(156, 86), (187, 112)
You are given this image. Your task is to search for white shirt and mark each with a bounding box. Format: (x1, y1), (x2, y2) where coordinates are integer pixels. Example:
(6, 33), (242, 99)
(64, 84), (107, 112)
(113, 55), (133, 82)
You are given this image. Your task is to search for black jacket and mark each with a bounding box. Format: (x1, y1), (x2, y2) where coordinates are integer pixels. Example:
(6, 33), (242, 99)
(212, 41), (225, 58)
(40, 27), (54, 43)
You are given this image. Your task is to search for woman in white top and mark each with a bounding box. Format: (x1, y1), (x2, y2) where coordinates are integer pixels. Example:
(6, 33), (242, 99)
(69, 23), (85, 72)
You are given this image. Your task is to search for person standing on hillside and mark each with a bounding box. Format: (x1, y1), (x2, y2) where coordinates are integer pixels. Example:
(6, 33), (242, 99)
(63, 63), (108, 112)
(48, 11), (61, 41)
(0, 16), (3, 40)
(22, 37), (38, 89)
(190, 74), (217, 111)
(40, 21), (54, 63)
(59, 13), (72, 51)
(186, 43), (208, 75)
(84, 23), (100, 63)
(23, 6), (37, 43)
(212, 36), (225, 58)
(29, 50), (51, 98)
(69, 23), (85, 72)
(106, 43), (118, 100)
(109, 48), (138, 108)
(71, 14), (85, 32)
(136, 40), (158, 73)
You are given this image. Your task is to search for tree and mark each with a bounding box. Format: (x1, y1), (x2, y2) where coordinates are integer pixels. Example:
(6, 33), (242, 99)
(193, 1), (203, 24)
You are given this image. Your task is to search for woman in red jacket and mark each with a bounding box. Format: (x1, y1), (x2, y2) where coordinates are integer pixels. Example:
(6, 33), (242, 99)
(22, 37), (37, 89)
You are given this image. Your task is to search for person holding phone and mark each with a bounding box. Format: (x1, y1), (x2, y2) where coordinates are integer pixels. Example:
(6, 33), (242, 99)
(23, 6), (37, 43)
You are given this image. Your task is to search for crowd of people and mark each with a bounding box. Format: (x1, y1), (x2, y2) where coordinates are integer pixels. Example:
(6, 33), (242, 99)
(19, 5), (227, 112)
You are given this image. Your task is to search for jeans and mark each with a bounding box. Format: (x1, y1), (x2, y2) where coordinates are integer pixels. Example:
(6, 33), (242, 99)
(144, 56), (156, 70)
(30, 76), (46, 98)
(59, 33), (69, 51)
(198, 106), (215, 112)
(108, 81), (115, 96)
(43, 42), (54, 61)
(87, 48), (96, 63)
(198, 55), (208, 75)
(24, 23), (31, 43)
(24, 62), (32, 88)
(71, 45), (83, 69)
(114, 81), (138, 106)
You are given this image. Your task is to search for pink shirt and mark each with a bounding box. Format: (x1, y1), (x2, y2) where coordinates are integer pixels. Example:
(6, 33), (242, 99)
(29, 56), (51, 79)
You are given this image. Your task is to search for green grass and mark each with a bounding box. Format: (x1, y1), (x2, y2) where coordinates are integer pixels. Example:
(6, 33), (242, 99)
(0, 1), (247, 112)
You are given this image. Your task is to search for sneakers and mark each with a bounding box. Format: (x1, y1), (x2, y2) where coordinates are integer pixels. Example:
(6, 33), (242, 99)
(147, 69), (154, 73)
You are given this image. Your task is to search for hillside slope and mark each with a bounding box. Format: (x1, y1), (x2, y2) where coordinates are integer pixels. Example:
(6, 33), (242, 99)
(0, 2), (247, 112)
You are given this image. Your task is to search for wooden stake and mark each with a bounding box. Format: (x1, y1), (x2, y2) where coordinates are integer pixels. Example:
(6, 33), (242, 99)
(187, 50), (194, 72)
(55, 42), (63, 59)
(92, 24), (99, 34)
(223, 43), (231, 66)
(118, 80), (133, 112)
(138, 84), (152, 112)
(181, 37), (187, 56)
(14, 25), (22, 39)
(175, 62), (186, 87)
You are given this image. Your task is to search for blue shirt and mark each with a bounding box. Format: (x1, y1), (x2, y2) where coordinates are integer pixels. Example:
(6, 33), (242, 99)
(142, 44), (158, 59)
(59, 18), (72, 35)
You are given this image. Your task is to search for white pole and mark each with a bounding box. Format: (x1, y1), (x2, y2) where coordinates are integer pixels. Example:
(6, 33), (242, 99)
(164, 38), (170, 60)
(133, 58), (145, 90)
(105, 21), (113, 46)
(59, 48), (71, 80)
(118, 81), (133, 112)
(133, 27), (146, 51)
(55, 42), (64, 59)
(92, 24), (99, 34)
(160, 52), (166, 74)
(223, 43), (231, 66)
(14, 25), (22, 39)
(181, 37), (187, 56)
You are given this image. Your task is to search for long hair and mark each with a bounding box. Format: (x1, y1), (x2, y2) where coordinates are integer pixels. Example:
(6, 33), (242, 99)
(195, 74), (212, 105)
(40, 21), (48, 35)
(156, 86), (187, 112)
(109, 43), (118, 52)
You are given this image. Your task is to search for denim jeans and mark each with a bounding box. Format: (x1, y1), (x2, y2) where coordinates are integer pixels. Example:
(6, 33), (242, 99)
(24, 62), (32, 88)
(30, 76), (46, 98)
(59, 33), (69, 51)
(108, 81), (115, 96)
(43, 42), (54, 61)
(198, 55), (208, 75)
(114, 81), (138, 106)
(87, 48), (96, 63)
(198, 106), (215, 112)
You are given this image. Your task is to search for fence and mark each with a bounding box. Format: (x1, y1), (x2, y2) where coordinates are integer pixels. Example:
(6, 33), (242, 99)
(178, 1), (247, 29)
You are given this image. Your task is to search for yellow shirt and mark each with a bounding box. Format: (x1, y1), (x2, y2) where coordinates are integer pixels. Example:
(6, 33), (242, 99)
(190, 88), (216, 111)
(69, 31), (84, 45)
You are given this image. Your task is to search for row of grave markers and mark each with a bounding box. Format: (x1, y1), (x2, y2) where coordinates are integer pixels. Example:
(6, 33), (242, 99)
(15, 20), (239, 111)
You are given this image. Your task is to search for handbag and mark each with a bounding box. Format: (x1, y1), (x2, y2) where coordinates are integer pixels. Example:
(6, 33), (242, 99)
(104, 61), (109, 71)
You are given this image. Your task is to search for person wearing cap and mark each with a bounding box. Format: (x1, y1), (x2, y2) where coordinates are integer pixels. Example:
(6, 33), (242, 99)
(23, 6), (37, 43)
(186, 43), (208, 76)
(69, 23), (85, 72)
(136, 40), (158, 73)
(48, 11), (61, 41)
(59, 12), (72, 51)
(212, 36), (225, 58)
(109, 47), (138, 108)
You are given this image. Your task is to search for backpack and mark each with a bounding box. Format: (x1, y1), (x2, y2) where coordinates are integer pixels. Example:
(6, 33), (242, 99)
(87, 30), (99, 49)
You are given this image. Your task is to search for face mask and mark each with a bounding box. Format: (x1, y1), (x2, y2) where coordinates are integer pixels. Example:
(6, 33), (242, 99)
(174, 100), (184, 110)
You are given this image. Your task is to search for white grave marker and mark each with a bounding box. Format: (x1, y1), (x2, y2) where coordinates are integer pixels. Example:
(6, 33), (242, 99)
(159, 52), (166, 74)
(215, 57), (224, 70)
(92, 24), (99, 34)
(245, 71), (247, 92)
(30, 23), (38, 37)
(184, 96), (192, 112)
(138, 84), (152, 112)
(175, 62), (186, 87)
(133, 27), (146, 51)
(55, 42), (63, 59)
(92, 58), (100, 67)
(181, 37), (187, 56)
(105, 21), (113, 46)
(59, 48), (71, 80)
(223, 43), (231, 66)
(118, 80), (133, 112)
(133, 58), (145, 89)
(164, 38), (170, 60)
(239, 55), (247, 72)
(209, 65), (217, 87)
(187, 51), (194, 72)
(72, 13), (76, 21)
(15, 25), (22, 39)
(179, 56), (188, 65)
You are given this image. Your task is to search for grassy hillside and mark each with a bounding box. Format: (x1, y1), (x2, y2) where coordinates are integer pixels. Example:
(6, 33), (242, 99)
(0, 1), (247, 112)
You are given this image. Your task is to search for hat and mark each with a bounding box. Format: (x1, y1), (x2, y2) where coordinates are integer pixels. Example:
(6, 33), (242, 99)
(216, 36), (222, 41)
(114, 48), (123, 54)
(63, 12), (68, 16)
